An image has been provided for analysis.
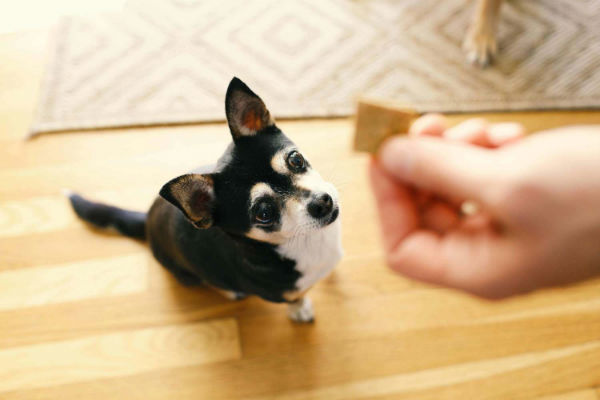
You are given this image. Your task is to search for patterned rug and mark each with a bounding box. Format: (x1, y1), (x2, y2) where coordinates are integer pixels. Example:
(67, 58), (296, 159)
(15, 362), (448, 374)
(30, 0), (600, 135)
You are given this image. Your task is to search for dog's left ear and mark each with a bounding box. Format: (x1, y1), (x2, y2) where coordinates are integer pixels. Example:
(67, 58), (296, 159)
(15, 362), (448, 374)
(225, 77), (275, 140)
(159, 174), (216, 229)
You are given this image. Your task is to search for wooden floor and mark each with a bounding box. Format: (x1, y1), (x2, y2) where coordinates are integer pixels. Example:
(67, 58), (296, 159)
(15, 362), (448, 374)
(2, 30), (600, 400)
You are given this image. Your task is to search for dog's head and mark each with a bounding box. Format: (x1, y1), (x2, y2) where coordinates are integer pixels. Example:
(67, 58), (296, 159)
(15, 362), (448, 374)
(160, 77), (339, 244)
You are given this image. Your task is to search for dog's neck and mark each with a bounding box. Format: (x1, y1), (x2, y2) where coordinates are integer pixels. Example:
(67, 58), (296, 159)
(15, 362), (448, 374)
(276, 218), (343, 292)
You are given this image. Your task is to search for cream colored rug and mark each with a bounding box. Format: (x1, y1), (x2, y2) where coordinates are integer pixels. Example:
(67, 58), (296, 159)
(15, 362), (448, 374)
(31, 0), (600, 135)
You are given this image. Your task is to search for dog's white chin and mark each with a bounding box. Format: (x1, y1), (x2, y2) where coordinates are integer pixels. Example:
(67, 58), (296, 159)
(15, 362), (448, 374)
(277, 215), (343, 293)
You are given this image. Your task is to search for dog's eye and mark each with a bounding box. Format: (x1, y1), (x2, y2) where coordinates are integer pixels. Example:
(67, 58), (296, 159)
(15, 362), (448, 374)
(287, 151), (305, 172)
(255, 202), (275, 224)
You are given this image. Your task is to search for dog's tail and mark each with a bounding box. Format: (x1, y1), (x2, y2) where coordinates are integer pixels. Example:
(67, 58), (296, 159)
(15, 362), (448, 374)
(65, 190), (147, 241)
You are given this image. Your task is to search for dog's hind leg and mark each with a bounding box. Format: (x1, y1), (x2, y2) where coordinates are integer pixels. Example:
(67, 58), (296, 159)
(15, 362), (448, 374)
(210, 286), (248, 301)
(165, 265), (205, 286)
(149, 243), (204, 286)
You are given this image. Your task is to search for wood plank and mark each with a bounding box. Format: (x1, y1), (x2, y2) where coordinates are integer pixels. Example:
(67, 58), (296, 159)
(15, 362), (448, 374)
(244, 341), (600, 400)
(0, 227), (146, 270)
(315, 252), (414, 300)
(4, 326), (600, 400)
(537, 389), (598, 400)
(0, 253), (148, 311)
(0, 195), (76, 238)
(0, 318), (240, 394)
(240, 282), (600, 357)
(0, 188), (158, 239)
(0, 155), (191, 201)
(2, 270), (599, 354)
(0, 288), (241, 349)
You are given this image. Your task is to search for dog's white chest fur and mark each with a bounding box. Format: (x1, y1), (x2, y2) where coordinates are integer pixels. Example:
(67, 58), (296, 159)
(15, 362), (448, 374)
(276, 218), (343, 292)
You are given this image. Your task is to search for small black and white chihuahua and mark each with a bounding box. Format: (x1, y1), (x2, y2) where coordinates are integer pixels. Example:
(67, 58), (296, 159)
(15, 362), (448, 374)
(67, 77), (343, 322)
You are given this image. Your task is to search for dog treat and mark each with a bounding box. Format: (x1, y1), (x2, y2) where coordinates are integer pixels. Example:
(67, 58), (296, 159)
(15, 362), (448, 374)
(353, 100), (419, 153)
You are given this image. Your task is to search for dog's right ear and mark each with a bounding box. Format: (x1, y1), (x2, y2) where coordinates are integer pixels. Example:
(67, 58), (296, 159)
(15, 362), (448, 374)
(159, 174), (216, 229)
(225, 77), (275, 140)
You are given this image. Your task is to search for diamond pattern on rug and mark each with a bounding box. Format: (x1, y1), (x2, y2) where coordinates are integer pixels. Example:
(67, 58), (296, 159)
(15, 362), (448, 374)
(31, 0), (600, 135)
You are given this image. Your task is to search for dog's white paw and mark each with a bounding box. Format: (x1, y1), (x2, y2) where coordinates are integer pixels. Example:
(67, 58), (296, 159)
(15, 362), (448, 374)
(287, 297), (314, 323)
(463, 25), (497, 68)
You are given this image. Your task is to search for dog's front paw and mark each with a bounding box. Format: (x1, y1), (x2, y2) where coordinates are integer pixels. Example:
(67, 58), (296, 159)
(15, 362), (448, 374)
(463, 25), (497, 68)
(287, 297), (314, 323)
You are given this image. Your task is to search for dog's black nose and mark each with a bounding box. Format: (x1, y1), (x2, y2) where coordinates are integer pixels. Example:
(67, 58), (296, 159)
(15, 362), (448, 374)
(308, 193), (333, 219)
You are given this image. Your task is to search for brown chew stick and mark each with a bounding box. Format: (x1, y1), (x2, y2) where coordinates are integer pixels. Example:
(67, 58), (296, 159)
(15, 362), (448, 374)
(353, 100), (419, 153)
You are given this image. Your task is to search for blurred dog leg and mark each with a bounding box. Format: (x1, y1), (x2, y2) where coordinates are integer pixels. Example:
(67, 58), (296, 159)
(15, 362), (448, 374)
(463, 0), (504, 67)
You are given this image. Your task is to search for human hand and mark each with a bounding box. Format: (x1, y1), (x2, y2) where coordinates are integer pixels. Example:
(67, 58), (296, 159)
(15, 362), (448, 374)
(370, 115), (600, 299)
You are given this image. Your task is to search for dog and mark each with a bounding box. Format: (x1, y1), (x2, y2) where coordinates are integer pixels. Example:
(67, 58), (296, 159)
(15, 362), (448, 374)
(67, 77), (343, 323)
(463, 0), (504, 67)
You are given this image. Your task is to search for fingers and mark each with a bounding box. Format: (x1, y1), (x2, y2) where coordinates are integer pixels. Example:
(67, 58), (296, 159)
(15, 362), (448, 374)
(368, 161), (419, 252)
(378, 136), (497, 203)
(404, 115), (524, 206)
(374, 114), (528, 298)
(370, 159), (444, 283)
(409, 114), (447, 137)
(386, 226), (508, 298)
(372, 159), (461, 235)
(421, 201), (460, 233)
(411, 115), (526, 148)
(444, 118), (491, 146)
(443, 119), (525, 147)
(487, 122), (525, 146)
(387, 230), (448, 284)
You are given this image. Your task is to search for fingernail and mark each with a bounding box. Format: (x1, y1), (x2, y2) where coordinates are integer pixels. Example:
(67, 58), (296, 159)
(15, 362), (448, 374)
(379, 138), (414, 178)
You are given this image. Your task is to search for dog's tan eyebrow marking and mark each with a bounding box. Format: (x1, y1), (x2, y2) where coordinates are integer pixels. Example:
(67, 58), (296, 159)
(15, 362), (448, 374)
(270, 148), (294, 175)
(250, 182), (275, 205)
(295, 168), (323, 192)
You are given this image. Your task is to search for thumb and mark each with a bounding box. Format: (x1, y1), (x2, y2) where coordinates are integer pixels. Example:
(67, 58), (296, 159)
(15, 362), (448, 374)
(378, 136), (498, 202)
